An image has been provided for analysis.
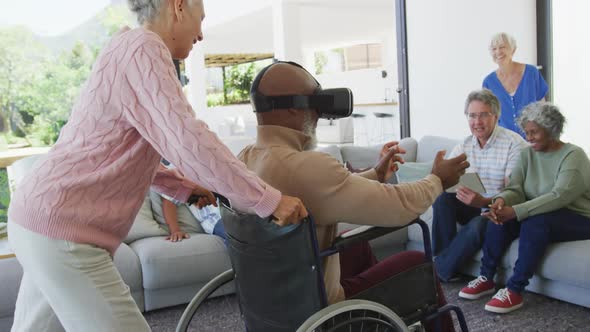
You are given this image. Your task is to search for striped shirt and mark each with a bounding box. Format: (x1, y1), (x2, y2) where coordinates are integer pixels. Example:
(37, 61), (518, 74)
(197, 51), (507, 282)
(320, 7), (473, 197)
(450, 126), (528, 198)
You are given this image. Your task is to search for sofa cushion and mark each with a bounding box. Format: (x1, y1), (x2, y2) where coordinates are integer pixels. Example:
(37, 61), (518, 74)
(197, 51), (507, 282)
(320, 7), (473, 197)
(508, 239), (590, 288)
(130, 234), (230, 290)
(416, 136), (460, 163)
(340, 145), (381, 170)
(124, 195), (168, 244)
(396, 162), (432, 184)
(149, 191), (204, 234)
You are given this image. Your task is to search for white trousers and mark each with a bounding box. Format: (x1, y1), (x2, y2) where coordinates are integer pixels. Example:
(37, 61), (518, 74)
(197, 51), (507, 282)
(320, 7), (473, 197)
(8, 222), (151, 332)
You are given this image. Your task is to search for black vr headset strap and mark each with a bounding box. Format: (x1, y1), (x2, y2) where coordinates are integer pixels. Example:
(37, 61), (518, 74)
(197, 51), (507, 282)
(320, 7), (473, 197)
(250, 60), (322, 113)
(260, 95), (332, 111)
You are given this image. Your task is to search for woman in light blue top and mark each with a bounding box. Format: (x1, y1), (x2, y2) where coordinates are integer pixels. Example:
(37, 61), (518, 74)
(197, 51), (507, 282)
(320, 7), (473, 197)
(483, 32), (548, 137)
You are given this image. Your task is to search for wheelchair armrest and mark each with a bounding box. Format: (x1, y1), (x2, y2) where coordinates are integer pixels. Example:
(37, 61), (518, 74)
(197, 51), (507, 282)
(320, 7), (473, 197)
(330, 226), (406, 252)
(322, 218), (433, 261)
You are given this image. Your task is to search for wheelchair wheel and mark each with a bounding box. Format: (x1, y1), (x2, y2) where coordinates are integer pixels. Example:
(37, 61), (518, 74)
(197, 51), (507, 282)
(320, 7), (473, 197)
(176, 269), (234, 332)
(297, 299), (409, 332)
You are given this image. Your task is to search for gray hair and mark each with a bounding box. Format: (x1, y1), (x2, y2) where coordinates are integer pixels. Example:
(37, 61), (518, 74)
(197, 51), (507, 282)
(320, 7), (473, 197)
(464, 89), (501, 117)
(489, 32), (517, 52)
(128, 0), (199, 25)
(517, 102), (565, 139)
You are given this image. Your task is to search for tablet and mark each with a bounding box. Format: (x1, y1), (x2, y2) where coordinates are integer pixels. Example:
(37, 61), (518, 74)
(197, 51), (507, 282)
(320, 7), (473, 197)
(445, 172), (486, 194)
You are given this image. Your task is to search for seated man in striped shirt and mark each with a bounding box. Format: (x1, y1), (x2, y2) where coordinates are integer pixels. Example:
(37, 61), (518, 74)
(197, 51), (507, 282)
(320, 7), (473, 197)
(432, 89), (528, 282)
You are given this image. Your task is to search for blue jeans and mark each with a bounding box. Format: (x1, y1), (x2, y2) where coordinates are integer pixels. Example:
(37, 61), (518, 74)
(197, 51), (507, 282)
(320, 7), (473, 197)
(213, 221), (227, 241)
(480, 209), (590, 293)
(432, 192), (487, 281)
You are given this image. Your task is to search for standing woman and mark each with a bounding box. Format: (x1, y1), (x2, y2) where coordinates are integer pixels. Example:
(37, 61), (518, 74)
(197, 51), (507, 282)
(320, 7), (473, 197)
(483, 32), (548, 137)
(7, 0), (306, 331)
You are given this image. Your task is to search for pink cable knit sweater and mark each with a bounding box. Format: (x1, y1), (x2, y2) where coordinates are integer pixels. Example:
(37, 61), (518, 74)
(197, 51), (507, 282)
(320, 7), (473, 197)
(8, 27), (281, 256)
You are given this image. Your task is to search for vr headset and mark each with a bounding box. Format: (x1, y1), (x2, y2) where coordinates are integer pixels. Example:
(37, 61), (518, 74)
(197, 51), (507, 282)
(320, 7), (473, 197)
(250, 61), (353, 119)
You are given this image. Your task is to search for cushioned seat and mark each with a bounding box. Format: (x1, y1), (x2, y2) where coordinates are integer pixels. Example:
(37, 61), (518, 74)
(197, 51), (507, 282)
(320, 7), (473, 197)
(513, 240), (590, 288)
(130, 234), (232, 310)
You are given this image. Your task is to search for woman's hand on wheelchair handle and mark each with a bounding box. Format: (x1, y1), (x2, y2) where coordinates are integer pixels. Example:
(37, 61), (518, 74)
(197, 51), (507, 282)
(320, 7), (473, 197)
(271, 195), (308, 226)
(190, 185), (217, 207)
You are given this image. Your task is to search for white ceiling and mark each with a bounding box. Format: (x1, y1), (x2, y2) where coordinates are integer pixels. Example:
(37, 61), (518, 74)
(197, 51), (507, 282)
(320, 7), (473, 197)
(202, 0), (395, 55)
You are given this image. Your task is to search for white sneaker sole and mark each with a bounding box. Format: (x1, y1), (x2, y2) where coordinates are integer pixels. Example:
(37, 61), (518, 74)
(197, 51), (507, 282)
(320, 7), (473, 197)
(484, 302), (523, 314)
(458, 288), (495, 300)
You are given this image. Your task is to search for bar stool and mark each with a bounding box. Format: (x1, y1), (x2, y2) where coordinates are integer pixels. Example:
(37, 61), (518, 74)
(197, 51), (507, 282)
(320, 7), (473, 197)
(372, 112), (395, 145)
(351, 113), (369, 146)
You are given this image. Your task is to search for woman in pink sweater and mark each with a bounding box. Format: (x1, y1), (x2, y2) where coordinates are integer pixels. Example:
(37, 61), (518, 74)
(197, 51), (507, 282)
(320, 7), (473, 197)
(7, 0), (306, 330)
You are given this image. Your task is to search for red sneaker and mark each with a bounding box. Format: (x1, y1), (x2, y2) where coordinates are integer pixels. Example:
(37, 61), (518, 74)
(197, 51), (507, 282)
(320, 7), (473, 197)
(458, 276), (495, 300)
(485, 288), (523, 313)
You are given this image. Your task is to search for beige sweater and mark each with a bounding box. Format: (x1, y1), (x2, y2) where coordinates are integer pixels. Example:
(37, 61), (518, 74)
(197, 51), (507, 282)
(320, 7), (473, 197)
(239, 125), (443, 303)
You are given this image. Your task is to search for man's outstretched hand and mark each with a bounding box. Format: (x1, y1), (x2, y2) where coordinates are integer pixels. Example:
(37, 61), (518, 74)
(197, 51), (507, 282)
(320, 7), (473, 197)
(375, 141), (406, 183)
(431, 151), (470, 189)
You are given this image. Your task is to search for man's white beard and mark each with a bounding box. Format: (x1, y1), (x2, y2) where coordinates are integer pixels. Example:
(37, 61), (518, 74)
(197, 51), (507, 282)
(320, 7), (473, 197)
(302, 112), (318, 151)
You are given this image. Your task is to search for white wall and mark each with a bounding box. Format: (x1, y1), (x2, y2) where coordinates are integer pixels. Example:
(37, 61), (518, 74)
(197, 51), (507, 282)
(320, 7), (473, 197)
(406, 0), (537, 140)
(553, 0), (590, 153)
(317, 69), (396, 105)
(300, 2), (398, 105)
(203, 7), (274, 54)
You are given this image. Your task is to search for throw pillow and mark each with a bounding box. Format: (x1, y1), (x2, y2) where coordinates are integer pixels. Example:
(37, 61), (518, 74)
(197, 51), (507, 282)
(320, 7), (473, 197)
(124, 194), (168, 244)
(396, 162), (432, 183)
(340, 145), (381, 170)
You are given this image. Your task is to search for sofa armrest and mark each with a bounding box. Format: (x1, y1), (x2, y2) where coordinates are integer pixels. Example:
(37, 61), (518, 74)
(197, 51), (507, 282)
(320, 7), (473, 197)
(398, 137), (418, 163)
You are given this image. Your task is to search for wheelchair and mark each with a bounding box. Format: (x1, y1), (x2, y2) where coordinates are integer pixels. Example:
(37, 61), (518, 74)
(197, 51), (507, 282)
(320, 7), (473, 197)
(176, 196), (468, 332)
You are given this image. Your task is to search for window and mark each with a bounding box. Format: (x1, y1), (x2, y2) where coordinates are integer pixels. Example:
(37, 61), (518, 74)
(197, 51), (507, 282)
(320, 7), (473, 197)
(314, 43), (383, 75)
(343, 44), (383, 71)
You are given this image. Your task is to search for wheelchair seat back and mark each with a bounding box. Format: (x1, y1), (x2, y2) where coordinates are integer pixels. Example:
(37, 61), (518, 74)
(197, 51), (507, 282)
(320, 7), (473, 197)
(220, 203), (326, 331)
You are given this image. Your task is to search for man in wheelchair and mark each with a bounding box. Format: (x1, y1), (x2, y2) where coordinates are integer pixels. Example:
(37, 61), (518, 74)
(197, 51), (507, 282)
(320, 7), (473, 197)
(237, 61), (470, 331)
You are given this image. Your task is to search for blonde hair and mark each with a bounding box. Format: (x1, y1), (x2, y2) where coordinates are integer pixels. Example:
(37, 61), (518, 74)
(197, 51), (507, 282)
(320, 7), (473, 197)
(489, 32), (517, 52)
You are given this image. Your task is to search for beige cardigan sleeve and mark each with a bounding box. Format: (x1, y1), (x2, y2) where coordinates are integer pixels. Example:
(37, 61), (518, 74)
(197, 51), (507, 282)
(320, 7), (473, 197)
(294, 152), (442, 227)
